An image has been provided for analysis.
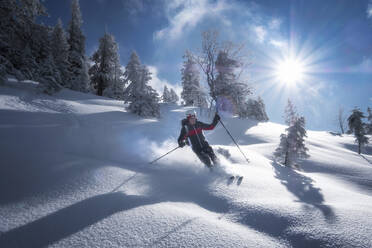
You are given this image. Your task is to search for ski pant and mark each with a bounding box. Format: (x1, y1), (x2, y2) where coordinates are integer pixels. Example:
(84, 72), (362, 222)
(193, 142), (218, 168)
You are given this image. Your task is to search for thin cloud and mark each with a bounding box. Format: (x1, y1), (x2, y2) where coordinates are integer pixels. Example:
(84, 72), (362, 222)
(368, 0), (372, 18)
(269, 18), (282, 30)
(253, 25), (267, 43)
(269, 39), (286, 48)
(122, 0), (145, 16)
(154, 0), (230, 41)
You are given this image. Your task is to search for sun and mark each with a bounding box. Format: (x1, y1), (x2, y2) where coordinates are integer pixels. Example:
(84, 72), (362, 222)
(275, 58), (306, 85)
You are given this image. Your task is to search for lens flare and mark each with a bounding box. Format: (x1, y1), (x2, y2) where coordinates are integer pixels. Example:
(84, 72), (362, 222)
(275, 58), (305, 85)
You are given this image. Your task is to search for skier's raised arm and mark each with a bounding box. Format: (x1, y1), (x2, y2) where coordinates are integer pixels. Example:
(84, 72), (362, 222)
(198, 113), (220, 130)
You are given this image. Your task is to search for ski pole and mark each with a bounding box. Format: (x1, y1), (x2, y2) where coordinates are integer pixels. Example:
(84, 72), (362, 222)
(218, 119), (250, 164)
(149, 146), (180, 164)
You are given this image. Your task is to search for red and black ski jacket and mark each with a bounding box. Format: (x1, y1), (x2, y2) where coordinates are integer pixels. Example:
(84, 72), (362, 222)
(178, 115), (219, 152)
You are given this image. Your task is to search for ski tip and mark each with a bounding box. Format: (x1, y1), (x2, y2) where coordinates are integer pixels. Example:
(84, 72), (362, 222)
(237, 176), (243, 185)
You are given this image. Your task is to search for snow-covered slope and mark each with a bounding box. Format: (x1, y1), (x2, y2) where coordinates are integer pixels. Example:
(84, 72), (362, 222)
(1, 80), (372, 248)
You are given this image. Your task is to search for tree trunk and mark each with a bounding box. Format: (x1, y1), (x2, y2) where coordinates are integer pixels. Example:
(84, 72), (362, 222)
(97, 86), (103, 96)
(358, 142), (361, 154)
(284, 150), (289, 166)
(97, 77), (104, 96)
(339, 118), (345, 134)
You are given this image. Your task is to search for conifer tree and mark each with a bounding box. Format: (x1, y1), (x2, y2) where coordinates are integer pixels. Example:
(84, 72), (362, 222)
(240, 97), (269, 121)
(38, 54), (63, 94)
(284, 99), (298, 125)
(275, 117), (309, 166)
(51, 19), (70, 87)
(162, 85), (171, 102)
(169, 88), (179, 104)
(180, 51), (206, 107)
(89, 33), (123, 97)
(367, 107), (372, 134)
(214, 50), (250, 116)
(67, 0), (89, 92)
(348, 108), (369, 154)
(123, 52), (160, 117)
(123, 51), (141, 92)
(0, 0), (48, 82)
(0, 0), (64, 93)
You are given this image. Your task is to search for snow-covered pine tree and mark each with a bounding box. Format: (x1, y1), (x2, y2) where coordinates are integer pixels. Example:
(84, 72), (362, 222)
(257, 97), (269, 121)
(275, 116), (309, 166)
(0, 0), (49, 82)
(123, 53), (160, 118)
(214, 51), (251, 116)
(284, 99), (298, 125)
(274, 133), (290, 165)
(51, 19), (70, 87)
(19, 0), (49, 82)
(0, 0), (20, 81)
(367, 107), (372, 134)
(104, 65), (125, 100)
(67, 0), (89, 92)
(37, 53), (63, 94)
(19, 43), (39, 80)
(348, 108), (369, 154)
(89, 32), (123, 98)
(162, 85), (171, 103)
(180, 51), (206, 107)
(102, 36), (124, 100)
(123, 51), (141, 95)
(169, 88), (179, 104)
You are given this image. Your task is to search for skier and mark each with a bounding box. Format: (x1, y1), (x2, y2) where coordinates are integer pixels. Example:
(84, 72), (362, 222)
(178, 110), (220, 168)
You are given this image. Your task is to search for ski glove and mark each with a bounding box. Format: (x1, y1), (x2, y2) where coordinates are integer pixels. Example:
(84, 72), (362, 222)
(178, 140), (186, 148)
(213, 113), (221, 122)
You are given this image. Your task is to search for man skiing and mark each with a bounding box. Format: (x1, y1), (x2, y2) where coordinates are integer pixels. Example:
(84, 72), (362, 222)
(178, 110), (220, 168)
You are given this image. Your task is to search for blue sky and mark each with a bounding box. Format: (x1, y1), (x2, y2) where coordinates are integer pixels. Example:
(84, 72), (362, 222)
(41, 0), (372, 131)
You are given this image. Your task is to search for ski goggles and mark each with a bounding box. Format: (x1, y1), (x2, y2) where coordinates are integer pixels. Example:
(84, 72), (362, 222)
(187, 114), (196, 119)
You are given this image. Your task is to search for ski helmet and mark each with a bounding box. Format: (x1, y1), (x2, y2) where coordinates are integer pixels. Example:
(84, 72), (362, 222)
(186, 110), (197, 119)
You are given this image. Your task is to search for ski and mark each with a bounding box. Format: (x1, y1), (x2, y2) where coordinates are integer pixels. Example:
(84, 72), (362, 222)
(237, 176), (243, 185)
(227, 175), (244, 185)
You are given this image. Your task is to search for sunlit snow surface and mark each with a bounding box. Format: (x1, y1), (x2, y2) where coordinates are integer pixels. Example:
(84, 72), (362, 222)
(0, 80), (372, 247)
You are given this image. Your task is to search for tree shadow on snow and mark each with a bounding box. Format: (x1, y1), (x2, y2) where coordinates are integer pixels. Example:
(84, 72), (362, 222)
(341, 143), (372, 155)
(0, 192), (158, 248)
(271, 161), (336, 223)
(231, 162), (337, 248)
(361, 154), (372, 165)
